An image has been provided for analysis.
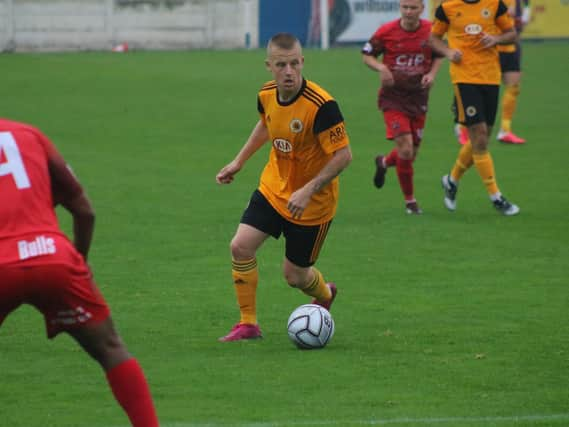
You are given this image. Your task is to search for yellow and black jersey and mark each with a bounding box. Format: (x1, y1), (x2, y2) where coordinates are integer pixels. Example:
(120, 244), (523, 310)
(257, 78), (350, 225)
(432, 0), (514, 84)
(497, 0), (517, 53)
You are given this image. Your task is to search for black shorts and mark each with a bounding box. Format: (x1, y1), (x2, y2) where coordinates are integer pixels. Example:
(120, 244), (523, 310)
(240, 190), (332, 268)
(452, 83), (499, 127)
(499, 44), (522, 73)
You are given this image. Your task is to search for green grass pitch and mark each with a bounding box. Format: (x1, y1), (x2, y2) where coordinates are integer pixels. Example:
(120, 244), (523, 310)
(0, 42), (568, 427)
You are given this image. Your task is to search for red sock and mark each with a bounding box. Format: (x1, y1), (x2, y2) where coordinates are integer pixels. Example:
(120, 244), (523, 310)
(396, 157), (414, 200)
(106, 358), (159, 427)
(384, 148), (398, 167)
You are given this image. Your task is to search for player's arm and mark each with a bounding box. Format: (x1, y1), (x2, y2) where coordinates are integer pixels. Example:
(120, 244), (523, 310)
(47, 143), (94, 260)
(361, 35), (395, 87)
(521, 0), (531, 25)
(421, 55), (445, 89)
(288, 145), (352, 220)
(215, 119), (269, 184)
(430, 5), (463, 63)
(481, 0), (517, 47)
(287, 101), (352, 219)
(304, 145), (352, 195)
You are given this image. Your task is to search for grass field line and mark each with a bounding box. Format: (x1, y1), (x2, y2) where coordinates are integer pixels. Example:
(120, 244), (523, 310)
(98, 413), (569, 427)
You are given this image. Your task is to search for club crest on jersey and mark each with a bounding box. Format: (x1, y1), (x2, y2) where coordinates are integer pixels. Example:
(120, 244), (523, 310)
(466, 106), (477, 117)
(481, 8), (491, 18)
(289, 118), (304, 133)
(465, 24), (483, 34)
(273, 138), (292, 153)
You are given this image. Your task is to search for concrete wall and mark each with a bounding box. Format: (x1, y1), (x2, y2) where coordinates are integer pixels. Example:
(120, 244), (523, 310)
(0, 0), (259, 52)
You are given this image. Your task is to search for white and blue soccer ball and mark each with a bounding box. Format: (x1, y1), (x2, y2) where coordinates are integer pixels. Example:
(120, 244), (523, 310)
(287, 304), (334, 349)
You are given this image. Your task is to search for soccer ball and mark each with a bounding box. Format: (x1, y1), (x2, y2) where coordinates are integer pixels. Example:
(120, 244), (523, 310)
(287, 304), (334, 349)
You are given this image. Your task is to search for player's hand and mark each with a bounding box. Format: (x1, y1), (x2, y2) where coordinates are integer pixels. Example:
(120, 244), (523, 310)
(216, 160), (241, 184)
(287, 188), (311, 220)
(421, 73), (435, 89)
(447, 49), (462, 63)
(480, 32), (498, 48)
(379, 68), (395, 87)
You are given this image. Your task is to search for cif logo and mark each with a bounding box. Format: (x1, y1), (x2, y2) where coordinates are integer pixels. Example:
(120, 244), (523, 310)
(395, 54), (425, 67)
(465, 24), (483, 35)
(273, 138), (292, 153)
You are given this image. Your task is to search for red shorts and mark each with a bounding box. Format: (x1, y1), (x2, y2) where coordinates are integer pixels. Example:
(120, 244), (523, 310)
(0, 236), (110, 338)
(382, 110), (426, 145)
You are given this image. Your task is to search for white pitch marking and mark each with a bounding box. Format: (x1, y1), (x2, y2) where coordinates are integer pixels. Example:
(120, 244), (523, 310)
(99, 413), (569, 427)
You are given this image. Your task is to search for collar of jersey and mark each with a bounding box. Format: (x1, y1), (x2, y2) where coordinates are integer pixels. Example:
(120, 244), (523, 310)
(277, 78), (307, 106)
(462, 0), (481, 4)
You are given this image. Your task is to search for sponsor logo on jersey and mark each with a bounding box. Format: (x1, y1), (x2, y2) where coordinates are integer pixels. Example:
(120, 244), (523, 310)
(329, 125), (347, 144)
(289, 119), (304, 133)
(17, 235), (56, 260)
(273, 138), (292, 153)
(395, 54), (425, 67)
(465, 24), (483, 34)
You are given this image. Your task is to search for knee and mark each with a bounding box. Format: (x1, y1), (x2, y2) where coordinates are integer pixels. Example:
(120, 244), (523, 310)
(283, 265), (308, 288)
(469, 126), (489, 151)
(398, 147), (414, 160)
(230, 238), (253, 260)
(91, 331), (130, 371)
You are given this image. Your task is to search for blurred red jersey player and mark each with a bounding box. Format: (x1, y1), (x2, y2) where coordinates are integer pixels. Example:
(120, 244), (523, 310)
(362, 0), (444, 214)
(0, 118), (159, 427)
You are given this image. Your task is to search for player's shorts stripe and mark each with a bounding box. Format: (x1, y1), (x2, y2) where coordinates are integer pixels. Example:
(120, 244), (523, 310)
(453, 84), (466, 123)
(310, 221), (331, 263)
(232, 259), (257, 272)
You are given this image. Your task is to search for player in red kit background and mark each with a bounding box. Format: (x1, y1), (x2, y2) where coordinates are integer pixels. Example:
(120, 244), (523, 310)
(0, 118), (159, 427)
(362, 0), (444, 214)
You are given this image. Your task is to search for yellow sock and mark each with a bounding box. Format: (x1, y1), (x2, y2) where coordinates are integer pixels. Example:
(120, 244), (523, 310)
(232, 258), (258, 325)
(472, 152), (500, 195)
(501, 119), (512, 133)
(299, 267), (331, 302)
(501, 84), (520, 132)
(450, 142), (474, 182)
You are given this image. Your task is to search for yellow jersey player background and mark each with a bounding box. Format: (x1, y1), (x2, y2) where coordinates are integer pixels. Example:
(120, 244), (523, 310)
(216, 32), (352, 342)
(430, 0), (521, 216)
(454, 0), (531, 145)
(495, 0), (531, 144)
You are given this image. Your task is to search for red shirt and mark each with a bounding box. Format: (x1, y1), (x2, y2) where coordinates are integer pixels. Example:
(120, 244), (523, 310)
(0, 119), (82, 264)
(362, 19), (436, 117)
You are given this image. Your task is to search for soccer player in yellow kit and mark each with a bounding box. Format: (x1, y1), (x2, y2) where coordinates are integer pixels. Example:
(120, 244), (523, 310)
(430, 0), (520, 215)
(216, 33), (352, 341)
(496, 0), (531, 144)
